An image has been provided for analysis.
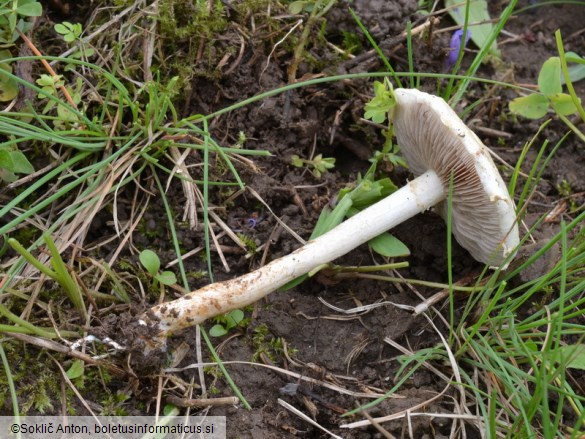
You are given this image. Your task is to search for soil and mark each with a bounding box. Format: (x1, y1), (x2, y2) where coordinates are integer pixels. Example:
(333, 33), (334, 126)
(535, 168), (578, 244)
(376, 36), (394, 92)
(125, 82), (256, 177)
(2, 0), (585, 438)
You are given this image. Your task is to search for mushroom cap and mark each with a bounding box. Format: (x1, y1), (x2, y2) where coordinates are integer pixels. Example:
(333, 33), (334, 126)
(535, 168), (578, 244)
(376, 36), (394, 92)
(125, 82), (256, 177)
(391, 88), (519, 268)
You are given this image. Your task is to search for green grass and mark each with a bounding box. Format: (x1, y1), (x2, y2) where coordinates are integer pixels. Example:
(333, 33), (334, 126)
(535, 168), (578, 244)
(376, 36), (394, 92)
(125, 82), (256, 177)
(340, 1), (585, 436)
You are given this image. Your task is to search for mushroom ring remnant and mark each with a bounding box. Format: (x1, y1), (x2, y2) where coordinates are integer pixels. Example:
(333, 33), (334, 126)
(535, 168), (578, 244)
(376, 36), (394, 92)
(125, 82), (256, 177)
(141, 88), (520, 339)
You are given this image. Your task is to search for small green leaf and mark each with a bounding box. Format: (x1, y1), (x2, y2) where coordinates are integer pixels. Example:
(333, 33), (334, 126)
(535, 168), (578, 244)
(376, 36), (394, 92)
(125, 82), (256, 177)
(290, 154), (303, 167)
(36, 73), (62, 88)
(227, 309), (244, 326)
(0, 80), (18, 101)
(156, 271), (177, 286)
(0, 49), (12, 62)
(368, 233), (410, 257)
(54, 23), (69, 34)
(163, 404), (179, 416)
(565, 64), (585, 85)
(8, 12), (17, 33)
(139, 249), (160, 275)
(311, 195), (353, 238)
(209, 324), (227, 337)
(9, 150), (34, 174)
(538, 57), (562, 97)
(346, 178), (397, 209)
(550, 93), (579, 116)
(565, 51), (585, 64)
(16, 1), (42, 17)
(559, 344), (585, 370)
(562, 51), (585, 84)
(66, 359), (85, 379)
(509, 94), (549, 119)
(54, 22), (83, 42)
(288, 1), (307, 14)
(56, 100), (80, 123)
(0, 149), (14, 170)
(0, 167), (17, 182)
(0, 52), (18, 101)
(364, 81), (396, 124)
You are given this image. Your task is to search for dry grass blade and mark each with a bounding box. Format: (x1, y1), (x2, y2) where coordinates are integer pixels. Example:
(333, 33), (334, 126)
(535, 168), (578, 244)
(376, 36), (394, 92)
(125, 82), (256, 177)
(318, 296), (414, 314)
(164, 360), (387, 399)
(168, 146), (199, 230)
(340, 384), (450, 429)
(360, 410), (397, 439)
(207, 210), (247, 253)
(166, 395), (239, 408)
(278, 398), (343, 439)
(247, 186), (306, 245)
(50, 354), (99, 418)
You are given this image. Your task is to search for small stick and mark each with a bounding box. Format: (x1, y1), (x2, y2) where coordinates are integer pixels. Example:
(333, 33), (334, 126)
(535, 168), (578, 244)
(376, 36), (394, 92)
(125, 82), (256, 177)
(165, 395), (239, 408)
(17, 29), (79, 111)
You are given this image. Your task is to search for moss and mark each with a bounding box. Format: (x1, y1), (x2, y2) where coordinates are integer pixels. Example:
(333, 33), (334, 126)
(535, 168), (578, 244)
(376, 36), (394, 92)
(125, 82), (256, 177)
(8, 350), (62, 414)
(557, 179), (578, 212)
(250, 323), (295, 363)
(341, 31), (363, 55)
(156, 0), (229, 81)
(236, 233), (258, 256)
(100, 391), (131, 416)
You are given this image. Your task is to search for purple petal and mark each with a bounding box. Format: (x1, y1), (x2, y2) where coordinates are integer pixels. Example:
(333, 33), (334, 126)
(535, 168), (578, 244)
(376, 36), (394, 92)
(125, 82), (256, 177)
(447, 29), (472, 69)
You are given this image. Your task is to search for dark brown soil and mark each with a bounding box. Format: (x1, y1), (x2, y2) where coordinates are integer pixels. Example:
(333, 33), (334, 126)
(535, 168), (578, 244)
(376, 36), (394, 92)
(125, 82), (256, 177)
(2, 0), (584, 437)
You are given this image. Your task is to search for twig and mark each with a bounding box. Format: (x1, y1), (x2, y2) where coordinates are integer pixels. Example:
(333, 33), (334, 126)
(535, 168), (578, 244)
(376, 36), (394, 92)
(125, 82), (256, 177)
(166, 395), (239, 407)
(17, 29), (79, 111)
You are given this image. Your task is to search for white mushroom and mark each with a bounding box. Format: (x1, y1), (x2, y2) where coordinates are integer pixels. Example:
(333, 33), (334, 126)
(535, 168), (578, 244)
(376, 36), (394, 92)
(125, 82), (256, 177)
(142, 88), (519, 337)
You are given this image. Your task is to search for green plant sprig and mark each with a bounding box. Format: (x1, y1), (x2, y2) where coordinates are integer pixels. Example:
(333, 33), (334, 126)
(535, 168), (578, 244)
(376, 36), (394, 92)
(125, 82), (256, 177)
(509, 56), (580, 119)
(287, 0), (337, 83)
(0, 0), (41, 41)
(8, 234), (87, 318)
(139, 249), (177, 290)
(209, 310), (245, 337)
(290, 153), (336, 178)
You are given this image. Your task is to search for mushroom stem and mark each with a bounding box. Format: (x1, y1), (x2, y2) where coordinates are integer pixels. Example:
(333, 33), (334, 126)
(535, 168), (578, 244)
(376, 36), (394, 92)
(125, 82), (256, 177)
(147, 170), (445, 335)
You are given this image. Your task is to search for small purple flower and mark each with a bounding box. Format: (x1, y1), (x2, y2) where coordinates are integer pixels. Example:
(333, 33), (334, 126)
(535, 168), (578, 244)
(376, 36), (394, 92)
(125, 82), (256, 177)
(247, 217), (258, 228)
(446, 29), (472, 69)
